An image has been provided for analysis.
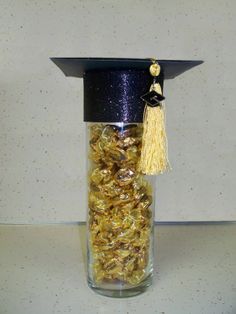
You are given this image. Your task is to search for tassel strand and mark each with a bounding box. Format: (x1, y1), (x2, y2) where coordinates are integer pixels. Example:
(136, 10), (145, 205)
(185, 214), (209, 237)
(139, 83), (170, 175)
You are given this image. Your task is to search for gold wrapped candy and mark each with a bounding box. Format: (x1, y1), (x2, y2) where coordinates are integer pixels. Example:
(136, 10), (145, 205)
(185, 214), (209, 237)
(88, 124), (153, 286)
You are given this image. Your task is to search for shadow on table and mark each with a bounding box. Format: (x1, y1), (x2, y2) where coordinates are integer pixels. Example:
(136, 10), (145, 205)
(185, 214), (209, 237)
(78, 224), (87, 273)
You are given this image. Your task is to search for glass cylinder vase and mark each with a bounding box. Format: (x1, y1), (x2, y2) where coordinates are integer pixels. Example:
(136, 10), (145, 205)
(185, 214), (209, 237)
(51, 57), (203, 298)
(86, 122), (155, 297)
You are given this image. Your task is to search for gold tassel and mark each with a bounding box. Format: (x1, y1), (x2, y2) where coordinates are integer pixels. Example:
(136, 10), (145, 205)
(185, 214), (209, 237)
(139, 63), (170, 175)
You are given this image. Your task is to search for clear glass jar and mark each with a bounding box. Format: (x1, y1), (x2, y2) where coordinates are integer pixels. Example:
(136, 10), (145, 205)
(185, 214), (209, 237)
(86, 122), (155, 297)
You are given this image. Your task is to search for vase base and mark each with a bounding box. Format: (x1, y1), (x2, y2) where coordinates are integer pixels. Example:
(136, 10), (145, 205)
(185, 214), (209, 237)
(88, 274), (152, 298)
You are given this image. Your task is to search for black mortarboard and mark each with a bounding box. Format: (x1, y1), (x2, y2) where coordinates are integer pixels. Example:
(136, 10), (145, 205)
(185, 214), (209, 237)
(50, 58), (203, 123)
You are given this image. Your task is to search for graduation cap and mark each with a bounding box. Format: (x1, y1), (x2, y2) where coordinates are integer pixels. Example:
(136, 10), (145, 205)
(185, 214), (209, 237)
(51, 58), (203, 294)
(51, 57), (203, 174)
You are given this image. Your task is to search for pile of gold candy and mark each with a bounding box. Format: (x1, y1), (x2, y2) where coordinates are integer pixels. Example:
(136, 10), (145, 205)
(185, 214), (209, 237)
(88, 124), (153, 285)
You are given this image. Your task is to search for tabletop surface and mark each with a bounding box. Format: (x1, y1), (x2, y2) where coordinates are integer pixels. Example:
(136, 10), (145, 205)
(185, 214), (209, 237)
(0, 223), (235, 314)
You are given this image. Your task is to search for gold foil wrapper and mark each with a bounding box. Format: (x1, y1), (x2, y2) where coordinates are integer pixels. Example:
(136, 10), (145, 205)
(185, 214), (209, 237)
(88, 124), (152, 285)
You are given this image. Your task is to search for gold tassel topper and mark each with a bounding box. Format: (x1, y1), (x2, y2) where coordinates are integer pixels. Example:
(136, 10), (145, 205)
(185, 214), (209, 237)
(139, 60), (170, 175)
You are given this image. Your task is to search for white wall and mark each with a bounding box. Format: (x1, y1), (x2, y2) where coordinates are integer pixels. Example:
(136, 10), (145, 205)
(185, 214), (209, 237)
(0, 0), (235, 223)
